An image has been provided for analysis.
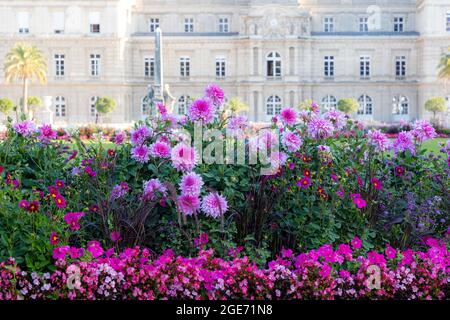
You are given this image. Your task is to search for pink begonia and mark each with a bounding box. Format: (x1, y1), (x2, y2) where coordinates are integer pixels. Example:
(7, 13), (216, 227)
(131, 145), (151, 163)
(279, 107), (298, 126)
(130, 125), (151, 146)
(204, 84), (225, 106)
(171, 143), (197, 172)
(12, 120), (36, 137)
(177, 194), (201, 216)
(110, 231), (122, 242)
(179, 172), (204, 196)
(52, 246), (70, 260)
(307, 117), (334, 139)
(142, 179), (167, 201)
(367, 129), (391, 152)
(351, 236), (362, 250)
(393, 131), (415, 155)
(385, 245), (397, 260)
(187, 98), (216, 124)
(87, 241), (104, 258)
(149, 141), (171, 158)
(281, 130), (303, 152)
(411, 120), (436, 143)
(38, 124), (57, 142)
(201, 192), (228, 218)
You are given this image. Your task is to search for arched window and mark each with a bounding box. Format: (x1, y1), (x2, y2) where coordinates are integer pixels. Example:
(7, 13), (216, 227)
(392, 95), (408, 115)
(90, 96), (99, 118)
(266, 95), (282, 115)
(55, 96), (66, 117)
(178, 95), (191, 115)
(358, 95), (373, 115)
(321, 95), (337, 111)
(266, 52), (282, 77)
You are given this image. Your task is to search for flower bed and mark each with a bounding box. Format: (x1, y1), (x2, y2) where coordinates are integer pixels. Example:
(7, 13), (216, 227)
(1, 237), (449, 300)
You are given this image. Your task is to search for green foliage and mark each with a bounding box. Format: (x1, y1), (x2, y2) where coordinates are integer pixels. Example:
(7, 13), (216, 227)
(224, 97), (249, 114)
(95, 97), (117, 114)
(0, 98), (14, 115)
(425, 97), (447, 118)
(338, 98), (359, 114)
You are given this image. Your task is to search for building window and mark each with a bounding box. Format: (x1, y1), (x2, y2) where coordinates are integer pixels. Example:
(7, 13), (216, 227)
(219, 18), (229, 33)
(55, 96), (66, 117)
(359, 17), (368, 32)
(89, 12), (101, 34)
(324, 56), (334, 78)
(144, 57), (155, 78)
(184, 18), (194, 33)
(446, 11), (450, 32)
(266, 52), (282, 78)
(53, 12), (65, 34)
(141, 96), (149, 116)
(54, 54), (65, 77)
(215, 57), (226, 78)
(90, 96), (99, 118)
(393, 16), (404, 32)
(392, 95), (409, 115)
(358, 95), (373, 115)
(177, 95), (191, 114)
(321, 95), (337, 111)
(149, 18), (160, 32)
(323, 17), (334, 33)
(18, 12), (30, 34)
(395, 56), (406, 78)
(266, 95), (282, 115)
(360, 56), (370, 79)
(180, 56), (190, 77)
(90, 54), (101, 77)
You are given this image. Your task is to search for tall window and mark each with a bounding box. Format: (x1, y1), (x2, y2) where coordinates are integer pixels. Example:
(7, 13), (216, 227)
(149, 18), (160, 32)
(90, 54), (101, 77)
(215, 57), (226, 78)
(360, 56), (370, 79)
(266, 52), (282, 77)
(55, 96), (66, 117)
(177, 95), (191, 114)
(89, 12), (101, 33)
(323, 17), (334, 33)
(180, 56), (190, 77)
(266, 95), (282, 116)
(359, 17), (368, 32)
(17, 12), (30, 34)
(393, 16), (404, 32)
(395, 56), (406, 78)
(393, 95), (409, 115)
(324, 56), (334, 78)
(219, 18), (229, 33)
(144, 57), (155, 78)
(184, 18), (194, 33)
(54, 54), (65, 77)
(90, 96), (99, 118)
(358, 95), (373, 115)
(52, 12), (65, 34)
(446, 11), (450, 32)
(321, 95), (337, 111)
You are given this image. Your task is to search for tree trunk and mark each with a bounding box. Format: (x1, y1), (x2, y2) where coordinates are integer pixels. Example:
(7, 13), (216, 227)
(22, 77), (29, 118)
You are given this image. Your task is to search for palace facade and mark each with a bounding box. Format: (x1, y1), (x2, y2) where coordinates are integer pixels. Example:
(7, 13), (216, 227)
(0, 0), (449, 125)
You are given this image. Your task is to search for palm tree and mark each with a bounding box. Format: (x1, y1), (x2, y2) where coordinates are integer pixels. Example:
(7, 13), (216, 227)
(4, 43), (47, 118)
(438, 47), (450, 83)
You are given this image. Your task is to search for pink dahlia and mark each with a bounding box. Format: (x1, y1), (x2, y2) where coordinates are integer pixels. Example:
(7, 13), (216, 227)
(12, 120), (36, 137)
(411, 120), (436, 143)
(114, 131), (126, 145)
(201, 192), (228, 218)
(38, 124), (57, 142)
(393, 131), (415, 155)
(279, 107), (298, 126)
(131, 145), (150, 163)
(179, 172), (204, 196)
(187, 99), (216, 124)
(307, 117), (334, 139)
(367, 130), (390, 152)
(171, 143), (197, 172)
(281, 130), (303, 152)
(143, 178), (167, 201)
(150, 141), (171, 158)
(64, 212), (85, 231)
(227, 115), (248, 137)
(323, 109), (347, 130)
(177, 194), (201, 216)
(130, 125), (152, 146)
(204, 84), (225, 106)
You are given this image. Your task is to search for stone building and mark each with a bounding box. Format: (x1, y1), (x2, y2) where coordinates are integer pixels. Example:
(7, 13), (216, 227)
(0, 0), (449, 125)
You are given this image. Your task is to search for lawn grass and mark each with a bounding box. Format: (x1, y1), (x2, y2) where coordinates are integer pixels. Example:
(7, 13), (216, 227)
(420, 138), (448, 154)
